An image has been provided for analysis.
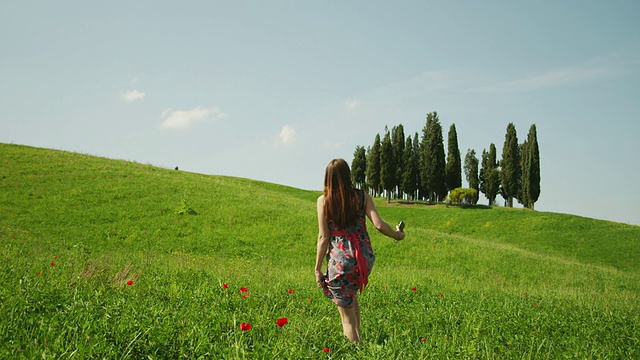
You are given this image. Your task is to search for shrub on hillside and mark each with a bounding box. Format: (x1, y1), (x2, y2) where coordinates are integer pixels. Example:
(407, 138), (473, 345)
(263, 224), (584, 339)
(447, 187), (478, 206)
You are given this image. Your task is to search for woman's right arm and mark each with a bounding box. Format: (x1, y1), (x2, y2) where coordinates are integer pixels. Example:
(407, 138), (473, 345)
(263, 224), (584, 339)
(364, 193), (405, 241)
(315, 195), (330, 287)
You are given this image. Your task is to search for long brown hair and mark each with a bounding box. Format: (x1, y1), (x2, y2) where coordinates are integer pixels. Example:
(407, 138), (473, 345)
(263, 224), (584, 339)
(323, 159), (361, 229)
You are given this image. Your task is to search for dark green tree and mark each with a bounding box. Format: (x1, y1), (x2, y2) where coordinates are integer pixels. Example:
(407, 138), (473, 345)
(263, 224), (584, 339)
(366, 134), (381, 197)
(463, 149), (479, 205)
(401, 135), (418, 200)
(391, 124), (405, 198)
(479, 144), (500, 206)
(351, 145), (367, 190)
(445, 124), (462, 192)
(520, 124), (540, 209)
(380, 127), (396, 203)
(500, 123), (520, 207)
(419, 112), (446, 202)
(413, 132), (424, 200)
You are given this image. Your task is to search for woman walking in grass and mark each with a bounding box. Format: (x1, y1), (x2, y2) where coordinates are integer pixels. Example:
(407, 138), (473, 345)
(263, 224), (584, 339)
(315, 158), (405, 342)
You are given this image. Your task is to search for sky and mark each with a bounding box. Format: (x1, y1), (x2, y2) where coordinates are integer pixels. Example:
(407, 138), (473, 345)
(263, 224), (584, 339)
(1, 1), (639, 225)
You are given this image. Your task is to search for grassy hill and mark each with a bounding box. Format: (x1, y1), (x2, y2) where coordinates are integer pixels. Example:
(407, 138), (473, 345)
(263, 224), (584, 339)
(1, 143), (639, 358)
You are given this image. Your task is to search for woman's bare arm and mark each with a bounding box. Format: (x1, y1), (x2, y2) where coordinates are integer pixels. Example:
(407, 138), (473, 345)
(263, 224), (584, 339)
(315, 195), (330, 286)
(364, 193), (405, 241)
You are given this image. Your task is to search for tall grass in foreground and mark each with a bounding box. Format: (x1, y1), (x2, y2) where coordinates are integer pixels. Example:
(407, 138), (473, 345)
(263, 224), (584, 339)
(1, 143), (639, 358)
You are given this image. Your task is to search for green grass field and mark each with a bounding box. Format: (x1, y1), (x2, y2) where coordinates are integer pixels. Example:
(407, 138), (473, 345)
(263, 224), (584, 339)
(1, 143), (639, 359)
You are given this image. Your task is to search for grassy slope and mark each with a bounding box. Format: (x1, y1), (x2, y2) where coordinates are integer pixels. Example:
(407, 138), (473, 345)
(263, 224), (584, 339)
(1, 143), (639, 358)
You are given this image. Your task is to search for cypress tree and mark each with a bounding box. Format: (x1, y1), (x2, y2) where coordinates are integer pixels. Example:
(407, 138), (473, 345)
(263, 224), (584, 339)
(380, 128), (395, 203)
(402, 135), (418, 201)
(445, 124), (462, 192)
(500, 123), (520, 207)
(366, 134), (381, 197)
(351, 146), (367, 190)
(524, 124), (540, 209)
(463, 149), (479, 204)
(413, 132), (424, 201)
(420, 112), (446, 202)
(392, 124), (405, 198)
(480, 144), (500, 206)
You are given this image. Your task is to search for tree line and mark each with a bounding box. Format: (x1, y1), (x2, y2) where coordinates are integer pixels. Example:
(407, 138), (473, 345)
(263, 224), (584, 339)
(351, 111), (541, 209)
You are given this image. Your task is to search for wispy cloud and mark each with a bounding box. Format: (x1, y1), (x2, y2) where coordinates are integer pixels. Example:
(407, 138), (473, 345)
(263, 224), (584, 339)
(276, 125), (297, 146)
(121, 90), (145, 102)
(469, 53), (627, 93)
(344, 100), (360, 111)
(160, 106), (227, 129)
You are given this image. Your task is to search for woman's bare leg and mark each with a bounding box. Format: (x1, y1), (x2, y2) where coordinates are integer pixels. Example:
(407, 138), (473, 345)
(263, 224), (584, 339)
(355, 296), (362, 339)
(337, 301), (361, 342)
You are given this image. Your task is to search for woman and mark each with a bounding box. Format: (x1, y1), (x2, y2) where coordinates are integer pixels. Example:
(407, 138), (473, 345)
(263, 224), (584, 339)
(315, 158), (405, 342)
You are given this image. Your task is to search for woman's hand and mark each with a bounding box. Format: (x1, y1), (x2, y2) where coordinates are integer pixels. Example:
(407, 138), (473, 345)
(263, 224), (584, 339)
(315, 270), (324, 288)
(395, 225), (406, 241)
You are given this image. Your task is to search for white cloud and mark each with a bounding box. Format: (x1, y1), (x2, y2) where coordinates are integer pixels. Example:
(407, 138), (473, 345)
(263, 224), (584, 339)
(160, 106), (227, 129)
(277, 125), (297, 146)
(121, 90), (145, 102)
(344, 99), (360, 111)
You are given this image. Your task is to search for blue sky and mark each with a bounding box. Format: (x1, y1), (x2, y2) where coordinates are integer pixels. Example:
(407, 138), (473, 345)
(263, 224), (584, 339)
(1, 1), (639, 225)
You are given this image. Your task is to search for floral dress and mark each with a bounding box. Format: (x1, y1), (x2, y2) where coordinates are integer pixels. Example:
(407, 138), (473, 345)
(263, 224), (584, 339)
(322, 190), (375, 308)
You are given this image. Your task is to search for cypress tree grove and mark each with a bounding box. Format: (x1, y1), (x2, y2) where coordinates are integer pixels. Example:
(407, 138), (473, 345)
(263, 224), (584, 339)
(351, 146), (367, 190)
(380, 128), (396, 203)
(366, 134), (381, 197)
(500, 123), (520, 207)
(463, 149), (479, 204)
(445, 124), (462, 192)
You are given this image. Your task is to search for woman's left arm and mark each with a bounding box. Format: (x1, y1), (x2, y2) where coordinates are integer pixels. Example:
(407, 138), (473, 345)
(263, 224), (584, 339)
(315, 196), (330, 287)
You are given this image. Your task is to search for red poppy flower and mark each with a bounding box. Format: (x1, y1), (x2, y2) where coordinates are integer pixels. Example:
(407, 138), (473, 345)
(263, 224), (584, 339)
(287, 289), (294, 294)
(126, 280), (134, 286)
(240, 286), (248, 293)
(308, 298), (313, 302)
(276, 317), (288, 327)
(240, 322), (252, 331)
(421, 337), (427, 343)
(323, 347), (330, 353)
(242, 293), (249, 299)
(522, 292), (527, 296)
(54, 256), (58, 260)
(440, 293), (444, 297)
(222, 283), (229, 289)
(411, 287), (416, 291)
(50, 262), (55, 266)
(37, 271), (41, 275)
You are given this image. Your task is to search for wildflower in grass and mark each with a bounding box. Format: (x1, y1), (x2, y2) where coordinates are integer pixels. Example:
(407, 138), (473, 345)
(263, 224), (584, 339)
(411, 287), (417, 291)
(522, 292), (527, 296)
(240, 322), (252, 331)
(51, 262), (55, 266)
(54, 256), (58, 260)
(308, 298), (313, 302)
(421, 337), (427, 343)
(440, 293), (444, 297)
(323, 347), (330, 353)
(126, 280), (134, 286)
(240, 286), (248, 293)
(37, 271), (41, 275)
(242, 293), (250, 299)
(222, 283), (229, 289)
(288, 289), (294, 294)
(276, 317), (288, 327)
